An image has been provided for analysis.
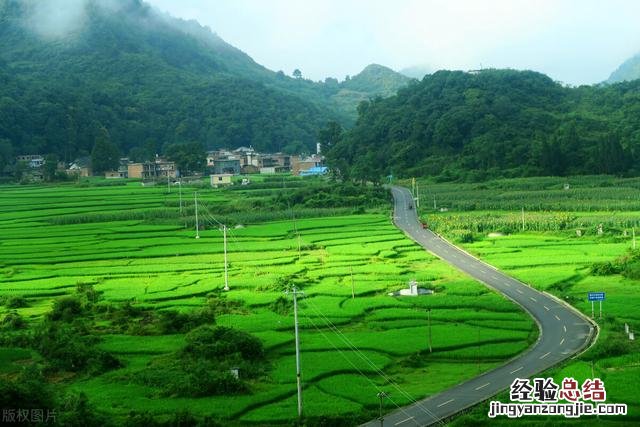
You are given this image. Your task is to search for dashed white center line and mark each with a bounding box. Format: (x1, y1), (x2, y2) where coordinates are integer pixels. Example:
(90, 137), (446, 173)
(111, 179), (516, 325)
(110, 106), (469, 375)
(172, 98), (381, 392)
(510, 366), (523, 374)
(516, 289), (524, 294)
(491, 275), (499, 280)
(475, 382), (490, 391)
(563, 325), (567, 333)
(543, 305), (550, 311)
(540, 351), (551, 359)
(503, 283), (511, 287)
(437, 399), (455, 408)
(530, 297), (537, 302)
(395, 416), (415, 425)
(559, 338), (565, 346)
(555, 315), (561, 321)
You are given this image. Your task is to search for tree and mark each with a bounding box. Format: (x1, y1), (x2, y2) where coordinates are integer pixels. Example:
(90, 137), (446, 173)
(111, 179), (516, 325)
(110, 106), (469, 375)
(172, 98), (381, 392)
(318, 121), (343, 153)
(0, 138), (12, 174)
(292, 69), (302, 79)
(164, 142), (205, 176)
(91, 127), (120, 175)
(43, 154), (59, 182)
(598, 132), (628, 175)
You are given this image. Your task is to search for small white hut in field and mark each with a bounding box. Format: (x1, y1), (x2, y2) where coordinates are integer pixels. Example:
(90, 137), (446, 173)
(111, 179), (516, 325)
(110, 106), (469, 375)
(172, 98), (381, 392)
(389, 280), (434, 297)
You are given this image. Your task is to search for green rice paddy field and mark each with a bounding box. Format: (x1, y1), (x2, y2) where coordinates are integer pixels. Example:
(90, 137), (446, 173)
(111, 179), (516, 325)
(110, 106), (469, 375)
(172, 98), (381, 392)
(416, 175), (640, 424)
(0, 180), (537, 425)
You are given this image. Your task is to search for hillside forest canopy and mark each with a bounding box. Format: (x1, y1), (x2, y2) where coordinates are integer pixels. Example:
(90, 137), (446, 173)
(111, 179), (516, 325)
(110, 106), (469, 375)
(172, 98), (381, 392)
(323, 69), (640, 182)
(0, 0), (410, 175)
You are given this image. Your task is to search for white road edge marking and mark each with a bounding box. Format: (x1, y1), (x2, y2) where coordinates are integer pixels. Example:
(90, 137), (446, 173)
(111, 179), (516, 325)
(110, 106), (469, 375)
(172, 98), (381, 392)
(510, 366), (523, 374)
(395, 416), (415, 425)
(540, 351), (551, 359)
(475, 382), (490, 391)
(437, 399), (455, 408)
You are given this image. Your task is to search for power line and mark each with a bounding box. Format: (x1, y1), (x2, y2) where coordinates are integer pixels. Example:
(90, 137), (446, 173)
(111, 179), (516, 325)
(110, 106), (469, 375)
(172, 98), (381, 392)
(303, 298), (445, 425)
(301, 312), (413, 420)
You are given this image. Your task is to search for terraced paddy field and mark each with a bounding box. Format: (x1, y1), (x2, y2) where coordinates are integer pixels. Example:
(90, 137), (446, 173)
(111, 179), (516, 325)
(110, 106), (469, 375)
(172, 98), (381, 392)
(415, 175), (640, 425)
(0, 180), (537, 425)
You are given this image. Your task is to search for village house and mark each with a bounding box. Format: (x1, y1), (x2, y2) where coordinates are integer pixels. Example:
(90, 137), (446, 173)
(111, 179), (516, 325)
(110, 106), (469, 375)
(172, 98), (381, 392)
(128, 157), (177, 180)
(292, 154), (324, 175)
(66, 157), (92, 177)
(16, 154), (45, 168)
(212, 158), (241, 175)
(210, 173), (233, 187)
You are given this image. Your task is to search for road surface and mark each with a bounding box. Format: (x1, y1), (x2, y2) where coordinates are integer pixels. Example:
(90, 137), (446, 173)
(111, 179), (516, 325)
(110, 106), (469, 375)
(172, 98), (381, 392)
(361, 186), (596, 427)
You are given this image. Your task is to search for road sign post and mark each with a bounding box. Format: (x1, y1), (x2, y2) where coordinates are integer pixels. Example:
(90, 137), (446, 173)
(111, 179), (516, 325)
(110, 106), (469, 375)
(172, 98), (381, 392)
(588, 292), (605, 319)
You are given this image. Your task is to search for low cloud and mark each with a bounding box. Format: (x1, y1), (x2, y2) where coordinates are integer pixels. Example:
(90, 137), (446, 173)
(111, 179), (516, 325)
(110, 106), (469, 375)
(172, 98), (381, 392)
(25, 0), (89, 39)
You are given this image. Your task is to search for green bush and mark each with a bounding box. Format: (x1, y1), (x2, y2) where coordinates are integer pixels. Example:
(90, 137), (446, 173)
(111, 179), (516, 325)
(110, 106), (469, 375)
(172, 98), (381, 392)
(621, 261), (640, 279)
(58, 392), (110, 427)
(182, 326), (264, 361)
(34, 322), (120, 373)
(1, 311), (26, 329)
(205, 293), (245, 315)
(590, 261), (621, 276)
(0, 366), (55, 410)
(269, 296), (293, 315)
(48, 296), (85, 322)
(134, 358), (247, 398)
(4, 296), (28, 308)
(586, 333), (633, 360)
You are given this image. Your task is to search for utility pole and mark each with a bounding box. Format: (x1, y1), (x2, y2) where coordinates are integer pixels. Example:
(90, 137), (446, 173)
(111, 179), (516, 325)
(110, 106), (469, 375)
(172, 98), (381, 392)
(167, 175), (170, 193)
(287, 286), (304, 420)
(477, 325), (481, 372)
(297, 232), (302, 260)
(427, 308), (432, 353)
(178, 179), (183, 214)
(633, 227), (636, 250)
(377, 391), (388, 427)
(350, 266), (355, 299)
(194, 192), (200, 239)
(521, 207), (525, 232)
(433, 194), (436, 211)
(415, 184), (420, 209)
(411, 177), (416, 198)
(223, 225), (229, 291)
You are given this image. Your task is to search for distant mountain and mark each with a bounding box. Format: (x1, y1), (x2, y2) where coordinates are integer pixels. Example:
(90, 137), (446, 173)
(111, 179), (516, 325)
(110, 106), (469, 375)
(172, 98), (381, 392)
(330, 64), (412, 118)
(342, 64), (411, 97)
(399, 65), (432, 79)
(607, 53), (640, 83)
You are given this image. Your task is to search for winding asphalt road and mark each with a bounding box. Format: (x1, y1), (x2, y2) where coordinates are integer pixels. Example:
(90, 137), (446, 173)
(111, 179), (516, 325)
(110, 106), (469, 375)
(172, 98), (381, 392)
(361, 186), (596, 427)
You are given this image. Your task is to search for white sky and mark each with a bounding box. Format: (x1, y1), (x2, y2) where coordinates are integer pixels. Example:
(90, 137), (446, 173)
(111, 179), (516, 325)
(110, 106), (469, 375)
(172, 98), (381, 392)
(146, 0), (640, 85)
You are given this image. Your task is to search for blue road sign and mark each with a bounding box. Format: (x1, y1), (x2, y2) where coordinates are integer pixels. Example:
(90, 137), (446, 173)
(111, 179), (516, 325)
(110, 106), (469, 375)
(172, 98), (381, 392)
(588, 292), (605, 301)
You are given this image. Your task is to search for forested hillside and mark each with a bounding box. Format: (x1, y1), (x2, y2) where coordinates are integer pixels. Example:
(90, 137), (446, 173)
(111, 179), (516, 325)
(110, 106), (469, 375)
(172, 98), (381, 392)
(0, 0), (409, 169)
(325, 69), (640, 182)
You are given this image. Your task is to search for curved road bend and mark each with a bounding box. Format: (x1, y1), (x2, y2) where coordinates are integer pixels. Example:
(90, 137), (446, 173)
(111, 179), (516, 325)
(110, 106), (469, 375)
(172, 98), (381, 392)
(361, 186), (596, 427)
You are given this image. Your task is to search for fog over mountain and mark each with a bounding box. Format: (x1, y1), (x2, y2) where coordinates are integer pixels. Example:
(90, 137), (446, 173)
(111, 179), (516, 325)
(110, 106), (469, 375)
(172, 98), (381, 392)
(148, 0), (640, 86)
